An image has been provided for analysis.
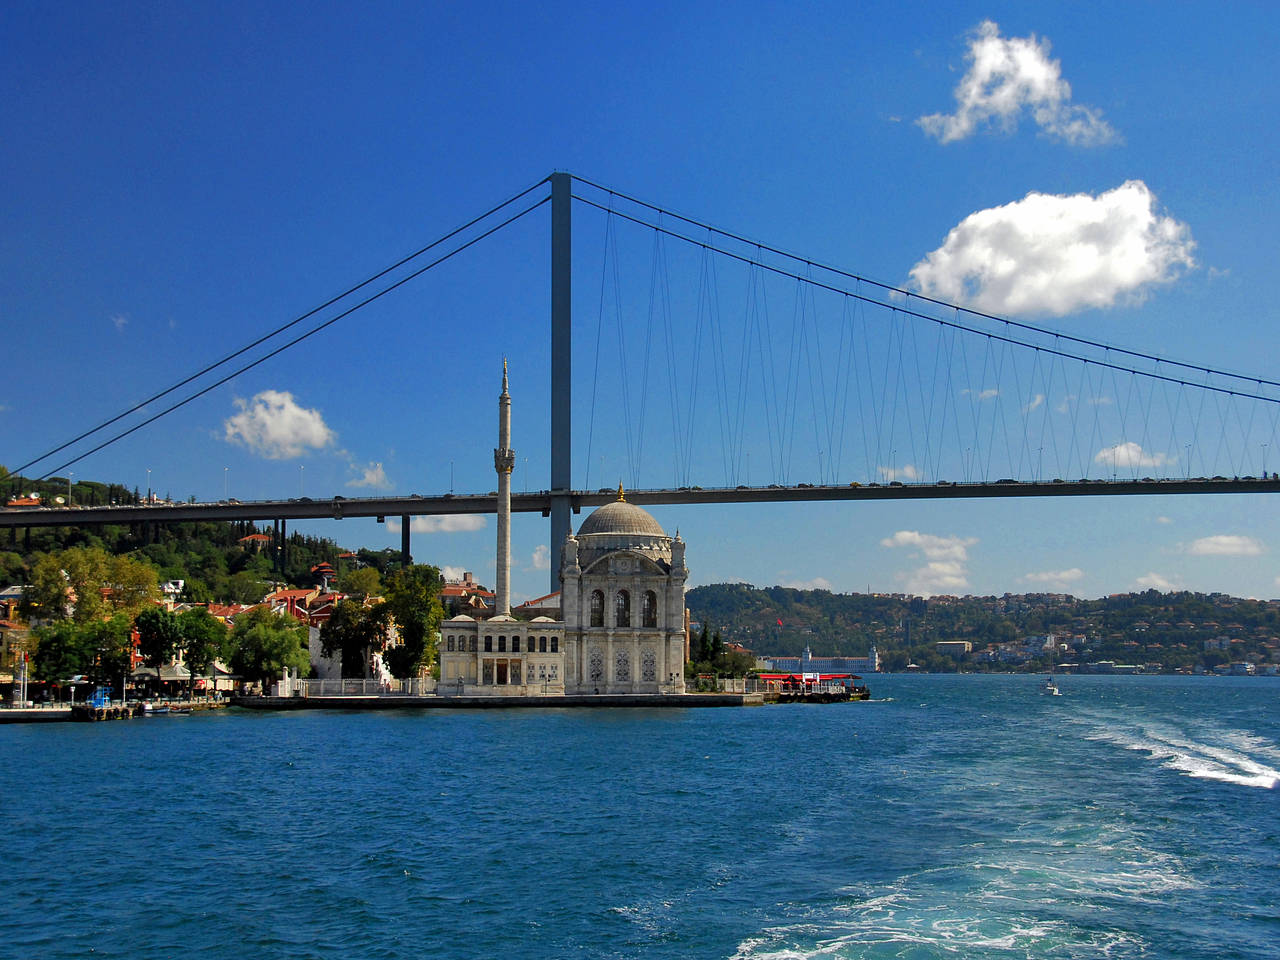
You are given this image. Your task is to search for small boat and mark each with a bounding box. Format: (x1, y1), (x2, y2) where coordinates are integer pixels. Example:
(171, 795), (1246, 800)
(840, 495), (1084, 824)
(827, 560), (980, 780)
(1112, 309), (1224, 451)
(1040, 676), (1062, 697)
(142, 702), (170, 715)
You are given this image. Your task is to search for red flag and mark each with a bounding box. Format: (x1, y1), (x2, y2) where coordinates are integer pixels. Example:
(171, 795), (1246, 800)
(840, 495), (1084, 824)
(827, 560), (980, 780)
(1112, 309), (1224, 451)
(776, 618), (783, 626)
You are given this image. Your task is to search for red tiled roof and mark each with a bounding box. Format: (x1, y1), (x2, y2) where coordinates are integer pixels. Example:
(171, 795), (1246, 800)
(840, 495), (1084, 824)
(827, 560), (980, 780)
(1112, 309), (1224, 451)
(239, 533), (273, 543)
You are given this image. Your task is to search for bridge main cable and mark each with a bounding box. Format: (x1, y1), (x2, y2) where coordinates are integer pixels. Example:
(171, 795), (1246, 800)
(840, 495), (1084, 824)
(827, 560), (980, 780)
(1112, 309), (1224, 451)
(17, 176), (554, 480)
(28, 192), (552, 482)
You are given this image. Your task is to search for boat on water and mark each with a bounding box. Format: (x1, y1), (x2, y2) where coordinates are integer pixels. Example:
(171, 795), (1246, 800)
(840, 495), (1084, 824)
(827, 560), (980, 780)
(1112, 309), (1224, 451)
(142, 702), (170, 715)
(1040, 676), (1062, 696)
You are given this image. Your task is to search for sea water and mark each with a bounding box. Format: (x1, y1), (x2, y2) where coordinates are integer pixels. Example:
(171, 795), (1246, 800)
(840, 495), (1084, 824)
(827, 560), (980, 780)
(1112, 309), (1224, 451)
(2, 674), (1277, 959)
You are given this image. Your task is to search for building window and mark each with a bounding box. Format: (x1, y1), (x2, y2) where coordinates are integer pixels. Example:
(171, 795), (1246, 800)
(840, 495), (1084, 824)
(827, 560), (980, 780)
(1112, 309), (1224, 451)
(469, 637), (477, 652)
(512, 636), (520, 653)
(539, 636), (547, 652)
(642, 648), (657, 682)
(498, 636), (506, 653)
(590, 590), (604, 627)
(484, 636), (493, 652)
(446, 636), (455, 652)
(511, 661), (522, 684)
(550, 637), (558, 653)
(483, 662), (494, 684)
(615, 650), (631, 682)
(615, 590), (631, 627)
(642, 591), (657, 628)
(589, 647), (604, 683)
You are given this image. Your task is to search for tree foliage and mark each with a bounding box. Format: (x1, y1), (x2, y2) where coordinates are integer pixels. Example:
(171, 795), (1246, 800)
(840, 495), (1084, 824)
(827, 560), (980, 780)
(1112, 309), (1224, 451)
(229, 606), (310, 687)
(22, 547), (159, 623)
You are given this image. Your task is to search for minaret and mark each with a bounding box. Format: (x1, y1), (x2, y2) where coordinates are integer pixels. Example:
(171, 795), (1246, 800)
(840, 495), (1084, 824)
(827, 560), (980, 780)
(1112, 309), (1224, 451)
(494, 360), (515, 617)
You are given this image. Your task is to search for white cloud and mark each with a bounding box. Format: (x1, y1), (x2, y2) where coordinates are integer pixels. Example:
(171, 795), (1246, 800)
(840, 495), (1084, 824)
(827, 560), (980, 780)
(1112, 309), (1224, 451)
(961, 387), (999, 400)
(1094, 441), (1170, 471)
(1024, 393), (1045, 414)
(532, 545), (550, 570)
(111, 314), (128, 332)
(1022, 568), (1084, 591)
(881, 530), (978, 596)
(441, 565), (467, 581)
(1185, 535), (1264, 557)
(1156, 516), (1172, 525)
(909, 181), (1195, 318)
(1135, 571), (1178, 591)
(386, 515), (487, 534)
(347, 461), (391, 489)
(877, 463), (920, 481)
(223, 390), (336, 460)
(779, 576), (834, 591)
(918, 20), (1116, 145)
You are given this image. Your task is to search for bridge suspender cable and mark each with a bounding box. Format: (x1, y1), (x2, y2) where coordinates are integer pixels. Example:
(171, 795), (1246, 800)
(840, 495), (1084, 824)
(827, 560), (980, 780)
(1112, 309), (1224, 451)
(16, 176), (553, 480)
(571, 193), (1280, 407)
(569, 174), (1280, 393)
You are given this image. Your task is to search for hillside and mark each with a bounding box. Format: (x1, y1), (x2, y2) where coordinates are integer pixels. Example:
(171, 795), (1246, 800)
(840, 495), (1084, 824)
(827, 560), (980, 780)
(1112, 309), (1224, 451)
(687, 583), (1280, 673)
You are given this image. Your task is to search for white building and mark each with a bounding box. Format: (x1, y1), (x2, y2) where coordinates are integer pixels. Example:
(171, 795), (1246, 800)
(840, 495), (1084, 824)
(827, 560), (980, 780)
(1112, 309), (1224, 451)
(436, 364), (689, 697)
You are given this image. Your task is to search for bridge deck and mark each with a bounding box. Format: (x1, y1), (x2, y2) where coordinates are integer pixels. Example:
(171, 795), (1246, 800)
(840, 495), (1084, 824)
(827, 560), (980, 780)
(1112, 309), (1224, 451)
(2, 477), (1277, 528)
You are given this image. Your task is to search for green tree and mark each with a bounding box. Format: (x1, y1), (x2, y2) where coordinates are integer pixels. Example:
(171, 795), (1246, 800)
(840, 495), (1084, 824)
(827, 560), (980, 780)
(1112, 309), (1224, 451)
(381, 564), (443, 678)
(339, 566), (382, 600)
(319, 599), (389, 677)
(32, 620), (91, 682)
(229, 606), (310, 689)
(83, 615), (134, 693)
(136, 607), (184, 695)
(178, 606), (230, 697)
(22, 547), (158, 623)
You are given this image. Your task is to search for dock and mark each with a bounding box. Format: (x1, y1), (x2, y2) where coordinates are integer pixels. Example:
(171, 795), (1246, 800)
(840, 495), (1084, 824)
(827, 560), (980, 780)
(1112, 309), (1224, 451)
(233, 692), (764, 710)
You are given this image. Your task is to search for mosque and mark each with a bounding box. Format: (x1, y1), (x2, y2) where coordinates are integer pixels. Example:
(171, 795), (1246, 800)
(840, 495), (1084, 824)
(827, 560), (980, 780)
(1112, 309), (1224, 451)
(436, 364), (689, 696)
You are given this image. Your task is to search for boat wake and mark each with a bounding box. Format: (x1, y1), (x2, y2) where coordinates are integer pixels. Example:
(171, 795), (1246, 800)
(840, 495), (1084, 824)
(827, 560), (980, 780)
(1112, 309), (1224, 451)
(1078, 717), (1280, 790)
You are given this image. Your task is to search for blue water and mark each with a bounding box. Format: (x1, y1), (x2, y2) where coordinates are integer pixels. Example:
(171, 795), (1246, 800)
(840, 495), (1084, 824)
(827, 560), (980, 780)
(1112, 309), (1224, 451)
(3, 675), (1277, 959)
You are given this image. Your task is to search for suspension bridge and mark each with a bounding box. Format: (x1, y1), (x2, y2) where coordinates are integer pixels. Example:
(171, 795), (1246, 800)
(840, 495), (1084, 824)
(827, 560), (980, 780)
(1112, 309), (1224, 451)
(6, 172), (1280, 590)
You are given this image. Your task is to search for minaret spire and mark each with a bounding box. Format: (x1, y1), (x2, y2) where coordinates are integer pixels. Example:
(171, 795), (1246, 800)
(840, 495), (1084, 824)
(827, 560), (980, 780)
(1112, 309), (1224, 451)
(494, 358), (515, 618)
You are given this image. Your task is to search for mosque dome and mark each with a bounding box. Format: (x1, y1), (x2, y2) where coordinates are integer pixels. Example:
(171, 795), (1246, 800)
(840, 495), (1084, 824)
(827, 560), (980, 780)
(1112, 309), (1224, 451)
(577, 497), (666, 538)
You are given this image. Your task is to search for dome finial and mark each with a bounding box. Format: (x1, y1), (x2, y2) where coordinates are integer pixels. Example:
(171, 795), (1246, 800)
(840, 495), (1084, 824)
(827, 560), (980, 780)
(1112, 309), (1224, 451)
(616, 481), (626, 502)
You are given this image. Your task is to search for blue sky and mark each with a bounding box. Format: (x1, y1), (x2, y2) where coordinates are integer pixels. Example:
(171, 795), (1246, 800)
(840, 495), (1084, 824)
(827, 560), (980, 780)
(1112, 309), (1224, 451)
(5, 1), (1280, 603)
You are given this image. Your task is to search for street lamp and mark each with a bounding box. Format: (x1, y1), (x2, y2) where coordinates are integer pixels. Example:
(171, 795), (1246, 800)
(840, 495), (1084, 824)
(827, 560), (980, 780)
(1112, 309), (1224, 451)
(224, 466), (229, 499)
(67, 471), (73, 506)
(146, 468), (151, 504)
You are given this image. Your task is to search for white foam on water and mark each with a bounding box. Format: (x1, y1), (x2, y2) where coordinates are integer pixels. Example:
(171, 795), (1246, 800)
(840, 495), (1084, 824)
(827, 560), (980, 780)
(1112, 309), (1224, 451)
(1082, 718), (1280, 789)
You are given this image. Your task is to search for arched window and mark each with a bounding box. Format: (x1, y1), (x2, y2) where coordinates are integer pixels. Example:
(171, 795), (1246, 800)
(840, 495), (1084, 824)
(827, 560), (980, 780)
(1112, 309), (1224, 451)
(484, 636), (493, 652)
(446, 636), (455, 652)
(469, 636), (477, 652)
(615, 590), (631, 627)
(590, 590), (605, 627)
(512, 636), (520, 653)
(539, 636), (547, 652)
(550, 637), (559, 653)
(642, 591), (658, 628)
(498, 636), (506, 653)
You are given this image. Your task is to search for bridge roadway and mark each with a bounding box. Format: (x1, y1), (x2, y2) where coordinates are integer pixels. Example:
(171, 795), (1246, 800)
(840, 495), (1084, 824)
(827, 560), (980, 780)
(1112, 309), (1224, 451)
(2, 476), (1278, 529)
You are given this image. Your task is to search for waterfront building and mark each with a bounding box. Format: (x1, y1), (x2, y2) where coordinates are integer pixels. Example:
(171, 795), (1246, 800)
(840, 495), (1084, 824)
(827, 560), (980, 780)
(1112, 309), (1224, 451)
(436, 363), (689, 696)
(767, 644), (879, 675)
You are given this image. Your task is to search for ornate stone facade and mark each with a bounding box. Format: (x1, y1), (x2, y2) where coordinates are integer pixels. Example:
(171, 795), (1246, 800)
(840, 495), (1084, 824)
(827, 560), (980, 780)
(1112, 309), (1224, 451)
(559, 489), (687, 695)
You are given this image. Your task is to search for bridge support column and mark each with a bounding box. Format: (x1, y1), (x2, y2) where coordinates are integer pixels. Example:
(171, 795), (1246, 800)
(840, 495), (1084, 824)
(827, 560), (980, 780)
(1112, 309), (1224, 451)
(550, 171), (572, 591)
(401, 514), (411, 568)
